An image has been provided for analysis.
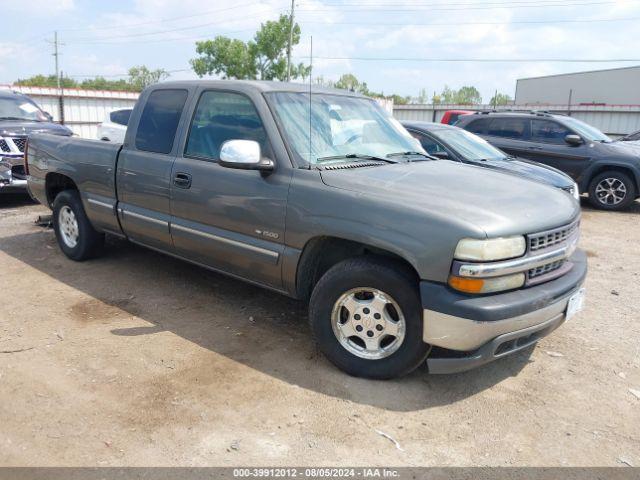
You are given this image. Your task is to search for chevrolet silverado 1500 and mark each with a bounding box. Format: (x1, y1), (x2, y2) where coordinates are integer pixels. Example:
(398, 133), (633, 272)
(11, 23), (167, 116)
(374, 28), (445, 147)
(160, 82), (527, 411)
(26, 81), (587, 379)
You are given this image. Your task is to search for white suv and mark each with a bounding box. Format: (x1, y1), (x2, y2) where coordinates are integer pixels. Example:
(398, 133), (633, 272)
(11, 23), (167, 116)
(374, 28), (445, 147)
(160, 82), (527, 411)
(97, 109), (132, 143)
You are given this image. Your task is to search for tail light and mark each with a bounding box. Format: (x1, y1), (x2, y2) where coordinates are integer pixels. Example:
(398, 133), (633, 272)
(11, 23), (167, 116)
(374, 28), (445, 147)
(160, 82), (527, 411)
(23, 138), (29, 175)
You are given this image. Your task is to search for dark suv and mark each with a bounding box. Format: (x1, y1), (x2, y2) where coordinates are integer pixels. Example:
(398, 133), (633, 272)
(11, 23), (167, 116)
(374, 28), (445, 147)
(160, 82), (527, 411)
(455, 111), (640, 210)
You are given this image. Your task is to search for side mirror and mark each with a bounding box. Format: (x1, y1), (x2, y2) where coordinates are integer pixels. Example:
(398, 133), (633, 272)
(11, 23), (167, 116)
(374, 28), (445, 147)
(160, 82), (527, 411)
(565, 134), (583, 146)
(44, 111), (53, 121)
(219, 140), (274, 172)
(431, 151), (450, 159)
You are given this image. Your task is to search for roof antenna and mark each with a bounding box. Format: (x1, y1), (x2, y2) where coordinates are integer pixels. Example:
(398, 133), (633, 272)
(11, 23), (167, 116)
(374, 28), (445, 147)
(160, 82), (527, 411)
(308, 35), (313, 169)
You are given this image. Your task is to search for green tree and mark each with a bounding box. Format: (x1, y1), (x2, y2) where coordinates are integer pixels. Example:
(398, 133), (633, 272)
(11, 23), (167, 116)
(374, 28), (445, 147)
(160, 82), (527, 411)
(334, 73), (368, 93)
(15, 74), (77, 89)
(191, 37), (256, 79)
(436, 85), (482, 105)
(128, 65), (170, 90)
(79, 77), (134, 91)
(14, 65), (169, 92)
(191, 14), (310, 81)
(490, 92), (513, 106)
(456, 86), (482, 104)
(412, 88), (429, 104)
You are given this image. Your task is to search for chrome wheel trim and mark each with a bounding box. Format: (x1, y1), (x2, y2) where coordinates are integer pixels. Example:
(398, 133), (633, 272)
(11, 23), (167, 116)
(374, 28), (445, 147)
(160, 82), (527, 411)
(58, 206), (79, 248)
(331, 287), (406, 360)
(595, 177), (627, 205)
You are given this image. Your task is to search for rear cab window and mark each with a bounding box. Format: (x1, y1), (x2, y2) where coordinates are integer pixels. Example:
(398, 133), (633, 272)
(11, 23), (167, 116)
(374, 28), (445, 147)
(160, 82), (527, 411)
(135, 89), (188, 154)
(184, 90), (269, 161)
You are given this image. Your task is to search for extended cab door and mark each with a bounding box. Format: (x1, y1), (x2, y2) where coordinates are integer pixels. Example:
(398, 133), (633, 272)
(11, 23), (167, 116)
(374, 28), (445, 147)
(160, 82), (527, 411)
(116, 88), (189, 251)
(169, 88), (290, 290)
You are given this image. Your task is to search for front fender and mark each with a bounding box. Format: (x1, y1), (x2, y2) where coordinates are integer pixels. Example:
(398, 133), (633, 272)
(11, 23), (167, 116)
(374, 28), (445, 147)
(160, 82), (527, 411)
(578, 160), (640, 192)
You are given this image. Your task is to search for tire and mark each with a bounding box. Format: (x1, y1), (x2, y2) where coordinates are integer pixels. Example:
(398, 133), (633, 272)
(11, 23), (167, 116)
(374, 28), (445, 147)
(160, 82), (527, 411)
(52, 190), (104, 261)
(309, 256), (430, 379)
(588, 170), (637, 210)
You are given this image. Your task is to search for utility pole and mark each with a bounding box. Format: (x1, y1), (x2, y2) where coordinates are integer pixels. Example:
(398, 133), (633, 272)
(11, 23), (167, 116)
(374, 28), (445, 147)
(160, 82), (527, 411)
(54, 31), (61, 90)
(47, 31), (65, 123)
(286, 0), (295, 82)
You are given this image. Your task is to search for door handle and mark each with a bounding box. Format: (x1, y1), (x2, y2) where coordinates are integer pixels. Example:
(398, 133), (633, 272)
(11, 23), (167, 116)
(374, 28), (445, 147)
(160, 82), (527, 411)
(527, 146), (542, 150)
(174, 172), (192, 189)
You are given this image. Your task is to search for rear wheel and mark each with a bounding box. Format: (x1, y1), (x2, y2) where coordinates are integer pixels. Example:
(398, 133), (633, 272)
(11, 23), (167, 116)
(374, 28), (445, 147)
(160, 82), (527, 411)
(309, 257), (430, 379)
(52, 190), (104, 261)
(588, 171), (636, 210)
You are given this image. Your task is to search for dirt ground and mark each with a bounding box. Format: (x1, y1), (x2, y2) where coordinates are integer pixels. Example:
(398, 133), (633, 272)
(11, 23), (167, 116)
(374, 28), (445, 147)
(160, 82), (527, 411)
(0, 193), (639, 467)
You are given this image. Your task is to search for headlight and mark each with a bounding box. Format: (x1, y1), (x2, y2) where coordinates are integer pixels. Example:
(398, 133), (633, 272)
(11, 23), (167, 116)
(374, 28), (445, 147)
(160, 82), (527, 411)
(454, 236), (526, 262)
(449, 272), (525, 294)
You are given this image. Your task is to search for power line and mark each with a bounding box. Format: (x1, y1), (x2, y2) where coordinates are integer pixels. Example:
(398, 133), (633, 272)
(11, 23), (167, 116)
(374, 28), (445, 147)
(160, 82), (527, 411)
(59, 1), (285, 33)
(64, 6), (287, 43)
(297, 56), (640, 63)
(70, 27), (260, 46)
(297, 16), (640, 27)
(313, 0), (635, 5)
(297, 0), (627, 12)
(66, 68), (191, 79)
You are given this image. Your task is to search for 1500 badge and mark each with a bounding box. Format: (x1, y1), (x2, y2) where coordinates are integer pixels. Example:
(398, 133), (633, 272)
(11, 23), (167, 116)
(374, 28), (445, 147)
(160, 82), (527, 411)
(255, 229), (279, 240)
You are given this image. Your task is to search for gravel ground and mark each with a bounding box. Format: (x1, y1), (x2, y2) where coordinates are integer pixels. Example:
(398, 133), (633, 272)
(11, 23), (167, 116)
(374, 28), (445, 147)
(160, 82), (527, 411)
(0, 193), (639, 467)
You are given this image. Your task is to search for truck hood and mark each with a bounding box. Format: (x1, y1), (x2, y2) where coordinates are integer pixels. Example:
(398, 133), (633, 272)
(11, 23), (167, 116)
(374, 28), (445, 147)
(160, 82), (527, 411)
(468, 157), (573, 189)
(320, 160), (580, 237)
(0, 120), (72, 137)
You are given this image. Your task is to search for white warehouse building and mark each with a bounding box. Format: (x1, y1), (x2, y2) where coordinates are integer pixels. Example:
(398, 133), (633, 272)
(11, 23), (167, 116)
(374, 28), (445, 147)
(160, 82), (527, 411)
(515, 66), (640, 106)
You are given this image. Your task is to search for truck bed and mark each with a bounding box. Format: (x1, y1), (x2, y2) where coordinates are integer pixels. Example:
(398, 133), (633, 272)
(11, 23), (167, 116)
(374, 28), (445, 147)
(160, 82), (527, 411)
(27, 133), (123, 233)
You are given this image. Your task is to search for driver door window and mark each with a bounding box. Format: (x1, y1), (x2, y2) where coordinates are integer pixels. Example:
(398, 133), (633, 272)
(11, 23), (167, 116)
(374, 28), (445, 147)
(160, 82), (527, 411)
(530, 120), (572, 144)
(184, 91), (269, 161)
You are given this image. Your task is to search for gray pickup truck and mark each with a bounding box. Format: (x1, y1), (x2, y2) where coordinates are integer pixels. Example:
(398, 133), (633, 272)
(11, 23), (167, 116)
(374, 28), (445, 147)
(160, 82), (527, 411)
(26, 81), (587, 379)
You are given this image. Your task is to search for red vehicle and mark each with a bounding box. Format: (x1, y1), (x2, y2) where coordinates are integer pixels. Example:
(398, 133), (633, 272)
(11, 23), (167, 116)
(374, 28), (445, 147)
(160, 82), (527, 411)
(440, 110), (474, 125)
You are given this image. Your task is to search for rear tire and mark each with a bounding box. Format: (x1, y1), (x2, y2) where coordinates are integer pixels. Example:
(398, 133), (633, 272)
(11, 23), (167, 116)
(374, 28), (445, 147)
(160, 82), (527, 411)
(588, 170), (636, 210)
(309, 257), (430, 379)
(52, 190), (104, 261)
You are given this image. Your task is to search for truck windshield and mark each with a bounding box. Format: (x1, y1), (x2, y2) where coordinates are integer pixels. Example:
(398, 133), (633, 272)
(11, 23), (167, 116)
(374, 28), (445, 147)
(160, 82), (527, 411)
(267, 92), (423, 165)
(0, 96), (48, 122)
(436, 128), (507, 161)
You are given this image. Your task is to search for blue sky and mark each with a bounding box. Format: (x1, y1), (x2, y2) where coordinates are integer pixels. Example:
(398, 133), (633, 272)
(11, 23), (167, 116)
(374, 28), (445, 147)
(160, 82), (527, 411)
(2, 0), (640, 102)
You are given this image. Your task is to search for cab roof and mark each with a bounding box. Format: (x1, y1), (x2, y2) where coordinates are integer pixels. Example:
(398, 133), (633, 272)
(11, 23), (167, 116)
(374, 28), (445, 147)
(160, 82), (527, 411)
(148, 80), (364, 97)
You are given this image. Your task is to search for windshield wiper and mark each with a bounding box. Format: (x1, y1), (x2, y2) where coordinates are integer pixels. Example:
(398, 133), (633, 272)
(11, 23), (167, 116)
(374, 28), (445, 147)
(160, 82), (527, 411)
(317, 153), (398, 164)
(386, 151), (435, 161)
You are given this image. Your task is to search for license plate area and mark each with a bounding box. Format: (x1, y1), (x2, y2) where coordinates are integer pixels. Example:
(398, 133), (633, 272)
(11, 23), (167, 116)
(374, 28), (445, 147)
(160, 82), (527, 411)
(566, 288), (586, 321)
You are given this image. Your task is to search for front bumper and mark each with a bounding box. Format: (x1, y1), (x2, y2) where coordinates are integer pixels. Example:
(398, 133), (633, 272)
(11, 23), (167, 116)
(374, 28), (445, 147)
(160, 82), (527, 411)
(0, 155), (27, 192)
(421, 249), (587, 374)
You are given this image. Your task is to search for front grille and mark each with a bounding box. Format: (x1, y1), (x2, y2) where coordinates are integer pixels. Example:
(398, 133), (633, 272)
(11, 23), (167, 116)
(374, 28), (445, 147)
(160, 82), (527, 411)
(528, 220), (579, 252)
(529, 260), (564, 279)
(0, 139), (9, 152)
(12, 137), (26, 153)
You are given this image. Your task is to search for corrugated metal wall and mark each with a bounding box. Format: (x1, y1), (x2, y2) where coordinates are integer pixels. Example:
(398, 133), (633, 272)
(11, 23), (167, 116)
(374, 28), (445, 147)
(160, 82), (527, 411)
(1, 85), (139, 139)
(393, 104), (640, 138)
(3, 84), (640, 139)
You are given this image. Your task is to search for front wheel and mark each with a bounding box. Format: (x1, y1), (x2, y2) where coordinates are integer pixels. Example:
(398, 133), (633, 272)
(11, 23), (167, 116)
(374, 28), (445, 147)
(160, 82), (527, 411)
(588, 171), (637, 210)
(52, 190), (105, 261)
(309, 257), (430, 379)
